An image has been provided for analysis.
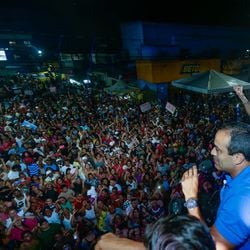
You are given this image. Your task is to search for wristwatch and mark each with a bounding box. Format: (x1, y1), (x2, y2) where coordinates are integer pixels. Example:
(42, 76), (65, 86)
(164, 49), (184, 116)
(184, 198), (198, 209)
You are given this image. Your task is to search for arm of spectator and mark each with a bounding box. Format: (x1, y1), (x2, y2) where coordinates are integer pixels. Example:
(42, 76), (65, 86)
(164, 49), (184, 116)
(70, 189), (75, 200)
(123, 171), (129, 181)
(0, 157), (6, 168)
(106, 165), (112, 175)
(107, 122), (114, 128)
(233, 85), (250, 115)
(74, 167), (79, 178)
(99, 150), (105, 158)
(23, 195), (31, 213)
(39, 175), (44, 187)
(55, 199), (62, 212)
(70, 210), (77, 227)
(93, 197), (99, 214)
(96, 131), (103, 143)
(5, 220), (14, 235)
(121, 132), (126, 141)
(145, 151), (152, 162)
(77, 150), (82, 162)
(95, 233), (145, 250)
(70, 210), (78, 227)
(90, 147), (95, 157)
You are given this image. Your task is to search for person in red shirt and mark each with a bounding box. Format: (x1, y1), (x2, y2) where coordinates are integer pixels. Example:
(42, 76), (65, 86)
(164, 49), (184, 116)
(112, 158), (124, 178)
(110, 187), (122, 209)
(73, 193), (86, 210)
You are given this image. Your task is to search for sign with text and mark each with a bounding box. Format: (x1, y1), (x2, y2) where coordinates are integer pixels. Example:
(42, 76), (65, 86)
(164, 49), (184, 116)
(165, 102), (176, 114)
(181, 64), (200, 74)
(140, 102), (152, 112)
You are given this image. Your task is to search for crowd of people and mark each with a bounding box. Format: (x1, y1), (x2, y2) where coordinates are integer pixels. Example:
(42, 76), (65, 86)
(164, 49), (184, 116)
(0, 72), (249, 250)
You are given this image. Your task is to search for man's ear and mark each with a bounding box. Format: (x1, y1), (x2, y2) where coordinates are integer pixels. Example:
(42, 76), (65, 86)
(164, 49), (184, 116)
(233, 153), (245, 165)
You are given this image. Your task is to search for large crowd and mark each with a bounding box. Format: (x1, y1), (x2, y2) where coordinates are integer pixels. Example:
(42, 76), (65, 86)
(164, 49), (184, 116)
(0, 72), (248, 250)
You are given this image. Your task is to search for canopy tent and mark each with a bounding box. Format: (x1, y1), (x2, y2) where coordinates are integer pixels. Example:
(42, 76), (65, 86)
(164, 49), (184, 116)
(171, 69), (250, 94)
(104, 80), (140, 95)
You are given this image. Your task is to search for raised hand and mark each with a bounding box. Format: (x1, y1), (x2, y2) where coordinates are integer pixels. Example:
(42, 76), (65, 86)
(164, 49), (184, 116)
(181, 165), (199, 200)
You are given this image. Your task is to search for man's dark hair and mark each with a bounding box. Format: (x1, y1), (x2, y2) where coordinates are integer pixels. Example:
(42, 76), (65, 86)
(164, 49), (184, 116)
(144, 215), (215, 250)
(223, 122), (250, 161)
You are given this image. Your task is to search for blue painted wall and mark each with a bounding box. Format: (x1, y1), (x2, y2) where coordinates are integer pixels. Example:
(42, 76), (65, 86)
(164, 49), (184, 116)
(121, 21), (250, 59)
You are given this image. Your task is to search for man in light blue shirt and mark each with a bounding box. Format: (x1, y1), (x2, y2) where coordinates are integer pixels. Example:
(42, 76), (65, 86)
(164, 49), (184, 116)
(182, 122), (250, 250)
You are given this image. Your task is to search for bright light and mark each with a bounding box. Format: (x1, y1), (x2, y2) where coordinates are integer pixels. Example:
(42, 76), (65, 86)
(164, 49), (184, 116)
(83, 79), (91, 84)
(0, 50), (7, 61)
(69, 78), (76, 83)
(38, 50), (42, 55)
(69, 78), (81, 86)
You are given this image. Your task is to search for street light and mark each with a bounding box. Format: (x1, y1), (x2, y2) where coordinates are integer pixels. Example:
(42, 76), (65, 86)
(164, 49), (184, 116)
(38, 50), (42, 56)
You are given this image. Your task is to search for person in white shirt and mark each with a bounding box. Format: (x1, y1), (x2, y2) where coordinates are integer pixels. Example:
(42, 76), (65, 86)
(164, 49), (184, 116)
(83, 200), (97, 225)
(13, 189), (28, 213)
(59, 159), (75, 176)
(61, 208), (73, 230)
(15, 133), (24, 148)
(43, 207), (61, 224)
(109, 178), (122, 193)
(7, 165), (20, 180)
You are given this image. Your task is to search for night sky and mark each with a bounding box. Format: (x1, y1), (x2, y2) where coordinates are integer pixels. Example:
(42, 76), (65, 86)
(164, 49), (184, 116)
(1, 0), (250, 51)
(1, 0), (250, 33)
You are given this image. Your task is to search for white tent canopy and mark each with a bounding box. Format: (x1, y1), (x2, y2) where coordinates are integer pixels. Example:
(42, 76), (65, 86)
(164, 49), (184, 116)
(171, 69), (250, 94)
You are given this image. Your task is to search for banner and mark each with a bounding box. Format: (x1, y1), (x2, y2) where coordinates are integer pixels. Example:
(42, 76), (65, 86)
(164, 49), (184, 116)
(165, 102), (176, 114)
(140, 102), (152, 112)
(21, 120), (37, 131)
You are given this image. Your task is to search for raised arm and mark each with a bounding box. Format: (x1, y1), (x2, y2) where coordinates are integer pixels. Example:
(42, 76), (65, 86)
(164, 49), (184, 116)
(181, 166), (234, 250)
(234, 85), (250, 115)
(181, 165), (204, 221)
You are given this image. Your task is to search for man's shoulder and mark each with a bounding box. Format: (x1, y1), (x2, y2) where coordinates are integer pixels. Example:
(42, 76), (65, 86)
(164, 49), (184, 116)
(235, 167), (250, 187)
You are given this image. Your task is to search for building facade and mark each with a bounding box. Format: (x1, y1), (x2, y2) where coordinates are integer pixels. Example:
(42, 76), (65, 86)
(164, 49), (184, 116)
(121, 21), (250, 60)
